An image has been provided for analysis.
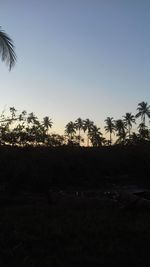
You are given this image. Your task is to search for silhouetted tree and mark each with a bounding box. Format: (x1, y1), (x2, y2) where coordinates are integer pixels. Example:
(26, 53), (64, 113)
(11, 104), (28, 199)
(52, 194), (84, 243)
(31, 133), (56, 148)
(104, 117), (115, 145)
(138, 123), (149, 140)
(0, 27), (16, 70)
(83, 119), (94, 147)
(47, 134), (65, 146)
(129, 132), (140, 144)
(123, 113), (135, 138)
(65, 121), (76, 145)
(88, 125), (104, 147)
(18, 110), (27, 122)
(75, 118), (83, 146)
(26, 113), (42, 145)
(9, 107), (17, 120)
(136, 101), (150, 126)
(42, 116), (53, 135)
(115, 119), (127, 144)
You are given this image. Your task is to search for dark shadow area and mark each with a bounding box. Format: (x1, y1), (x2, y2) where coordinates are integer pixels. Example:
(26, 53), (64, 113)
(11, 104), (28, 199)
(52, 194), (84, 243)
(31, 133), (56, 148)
(0, 144), (150, 266)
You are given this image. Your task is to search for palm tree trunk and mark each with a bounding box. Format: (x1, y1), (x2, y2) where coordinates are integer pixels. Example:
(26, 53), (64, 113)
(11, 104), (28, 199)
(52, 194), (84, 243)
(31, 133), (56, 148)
(143, 115), (145, 127)
(87, 131), (89, 147)
(110, 132), (112, 146)
(128, 126), (130, 138)
(79, 128), (81, 146)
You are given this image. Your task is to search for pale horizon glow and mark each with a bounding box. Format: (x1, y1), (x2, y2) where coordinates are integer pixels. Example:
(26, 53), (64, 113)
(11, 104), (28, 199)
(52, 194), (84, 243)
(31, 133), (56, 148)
(0, 0), (150, 135)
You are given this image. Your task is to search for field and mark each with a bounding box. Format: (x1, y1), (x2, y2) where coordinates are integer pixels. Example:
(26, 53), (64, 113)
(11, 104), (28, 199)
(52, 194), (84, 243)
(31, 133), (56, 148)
(0, 145), (150, 266)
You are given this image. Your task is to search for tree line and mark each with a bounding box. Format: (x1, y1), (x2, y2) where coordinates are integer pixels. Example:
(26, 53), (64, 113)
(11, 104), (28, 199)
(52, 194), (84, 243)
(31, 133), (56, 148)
(0, 101), (149, 147)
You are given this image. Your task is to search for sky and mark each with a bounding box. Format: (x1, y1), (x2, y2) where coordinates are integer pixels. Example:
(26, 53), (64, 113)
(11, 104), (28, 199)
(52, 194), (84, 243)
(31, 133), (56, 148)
(0, 0), (150, 134)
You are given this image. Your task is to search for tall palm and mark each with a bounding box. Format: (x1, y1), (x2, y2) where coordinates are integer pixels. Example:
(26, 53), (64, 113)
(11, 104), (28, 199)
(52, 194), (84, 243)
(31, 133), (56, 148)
(75, 118), (83, 146)
(138, 123), (149, 140)
(104, 117), (115, 145)
(123, 113), (135, 138)
(27, 112), (37, 124)
(115, 119), (127, 144)
(0, 27), (16, 70)
(83, 119), (94, 147)
(136, 101), (150, 126)
(88, 125), (103, 147)
(65, 121), (76, 143)
(10, 106), (17, 119)
(42, 116), (53, 135)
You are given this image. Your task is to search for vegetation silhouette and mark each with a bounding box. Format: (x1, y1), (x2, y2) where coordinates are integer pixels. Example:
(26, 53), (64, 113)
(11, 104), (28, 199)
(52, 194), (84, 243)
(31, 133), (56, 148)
(0, 101), (150, 147)
(104, 117), (115, 145)
(83, 119), (94, 147)
(136, 101), (150, 126)
(123, 113), (135, 139)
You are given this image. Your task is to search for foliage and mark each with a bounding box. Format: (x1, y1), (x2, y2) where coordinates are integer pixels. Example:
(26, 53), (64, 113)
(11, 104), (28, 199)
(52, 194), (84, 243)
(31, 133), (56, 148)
(0, 101), (150, 147)
(0, 27), (16, 70)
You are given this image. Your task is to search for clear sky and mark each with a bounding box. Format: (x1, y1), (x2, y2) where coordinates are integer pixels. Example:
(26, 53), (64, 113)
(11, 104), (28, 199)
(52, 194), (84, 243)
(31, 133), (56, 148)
(0, 0), (150, 134)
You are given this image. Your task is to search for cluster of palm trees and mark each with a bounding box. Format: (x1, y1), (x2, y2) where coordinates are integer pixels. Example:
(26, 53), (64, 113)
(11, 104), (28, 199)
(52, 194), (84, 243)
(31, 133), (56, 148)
(65, 101), (150, 146)
(0, 103), (149, 147)
(65, 118), (104, 146)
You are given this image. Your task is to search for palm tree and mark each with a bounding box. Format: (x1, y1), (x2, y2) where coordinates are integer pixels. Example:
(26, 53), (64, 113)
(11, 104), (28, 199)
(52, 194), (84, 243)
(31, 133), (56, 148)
(65, 121), (76, 144)
(27, 112), (37, 124)
(136, 101), (150, 126)
(10, 106), (17, 119)
(104, 117), (115, 145)
(75, 118), (83, 146)
(138, 123), (149, 140)
(0, 27), (16, 70)
(88, 125), (103, 147)
(115, 119), (127, 144)
(123, 113), (135, 138)
(42, 116), (53, 135)
(83, 119), (94, 147)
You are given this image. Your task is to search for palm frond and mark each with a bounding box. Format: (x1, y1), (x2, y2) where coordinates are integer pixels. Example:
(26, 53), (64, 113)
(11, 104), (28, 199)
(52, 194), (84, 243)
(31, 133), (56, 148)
(0, 28), (16, 70)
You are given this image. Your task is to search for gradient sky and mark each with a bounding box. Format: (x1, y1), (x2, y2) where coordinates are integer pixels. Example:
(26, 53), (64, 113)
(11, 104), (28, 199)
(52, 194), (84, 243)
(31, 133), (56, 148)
(0, 0), (150, 134)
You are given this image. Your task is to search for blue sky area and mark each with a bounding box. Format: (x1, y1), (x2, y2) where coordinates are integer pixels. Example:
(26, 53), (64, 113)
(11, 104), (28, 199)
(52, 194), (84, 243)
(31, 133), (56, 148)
(0, 0), (150, 134)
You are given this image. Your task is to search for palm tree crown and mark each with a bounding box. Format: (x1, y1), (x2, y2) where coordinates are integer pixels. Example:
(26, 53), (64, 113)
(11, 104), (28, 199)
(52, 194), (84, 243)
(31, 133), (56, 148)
(115, 119), (127, 144)
(136, 101), (150, 126)
(88, 125), (103, 147)
(75, 118), (83, 145)
(123, 113), (135, 137)
(0, 27), (16, 70)
(42, 116), (53, 134)
(65, 121), (76, 140)
(83, 119), (94, 146)
(104, 117), (115, 145)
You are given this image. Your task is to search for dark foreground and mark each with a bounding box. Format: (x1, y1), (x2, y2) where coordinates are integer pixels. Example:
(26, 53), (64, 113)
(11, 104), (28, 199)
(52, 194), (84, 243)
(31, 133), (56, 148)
(0, 145), (150, 266)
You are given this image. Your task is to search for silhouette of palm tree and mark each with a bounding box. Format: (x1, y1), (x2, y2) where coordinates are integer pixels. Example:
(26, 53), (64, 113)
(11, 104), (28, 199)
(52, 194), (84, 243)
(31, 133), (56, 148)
(27, 112), (37, 124)
(0, 27), (16, 70)
(18, 110), (27, 122)
(88, 125), (103, 147)
(123, 113), (135, 138)
(65, 121), (76, 144)
(75, 118), (83, 146)
(83, 119), (94, 147)
(129, 132), (139, 145)
(42, 116), (53, 135)
(115, 119), (127, 144)
(104, 117), (115, 145)
(10, 107), (17, 119)
(138, 123), (149, 140)
(136, 101), (150, 126)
